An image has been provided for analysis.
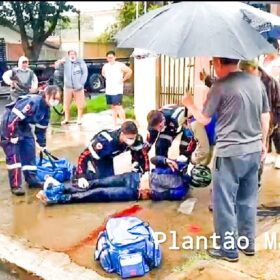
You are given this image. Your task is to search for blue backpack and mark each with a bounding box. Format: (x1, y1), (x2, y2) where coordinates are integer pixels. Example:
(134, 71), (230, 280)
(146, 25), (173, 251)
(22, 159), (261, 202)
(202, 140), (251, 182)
(95, 217), (162, 278)
(36, 151), (75, 182)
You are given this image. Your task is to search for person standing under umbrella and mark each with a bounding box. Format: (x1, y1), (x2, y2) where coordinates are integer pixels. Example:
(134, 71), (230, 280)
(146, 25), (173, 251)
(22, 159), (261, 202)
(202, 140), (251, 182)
(261, 38), (280, 168)
(239, 58), (280, 186)
(183, 57), (270, 262)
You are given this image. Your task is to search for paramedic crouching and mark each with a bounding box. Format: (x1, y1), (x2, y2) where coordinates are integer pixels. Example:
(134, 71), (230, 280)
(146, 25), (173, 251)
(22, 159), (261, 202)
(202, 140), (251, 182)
(75, 120), (150, 189)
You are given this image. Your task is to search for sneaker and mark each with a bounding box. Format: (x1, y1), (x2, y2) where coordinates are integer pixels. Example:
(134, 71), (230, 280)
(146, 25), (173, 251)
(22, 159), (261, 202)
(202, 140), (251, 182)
(11, 187), (25, 196)
(264, 154), (276, 165)
(238, 243), (255, 256)
(274, 155), (280, 169)
(207, 248), (239, 262)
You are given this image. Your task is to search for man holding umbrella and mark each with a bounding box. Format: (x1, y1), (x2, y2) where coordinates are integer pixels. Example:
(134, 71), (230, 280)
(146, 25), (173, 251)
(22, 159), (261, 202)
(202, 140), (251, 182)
(183, 57), (270, 262)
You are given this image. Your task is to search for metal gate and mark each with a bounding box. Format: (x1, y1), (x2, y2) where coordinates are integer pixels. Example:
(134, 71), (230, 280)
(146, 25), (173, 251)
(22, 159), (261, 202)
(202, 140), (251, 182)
(157, 55), (195, 107)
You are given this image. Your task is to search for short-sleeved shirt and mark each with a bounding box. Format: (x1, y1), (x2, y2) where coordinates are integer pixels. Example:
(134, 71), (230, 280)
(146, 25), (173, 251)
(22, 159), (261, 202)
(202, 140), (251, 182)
(103, 61), (124, 95)
(202, 71), (270, 157)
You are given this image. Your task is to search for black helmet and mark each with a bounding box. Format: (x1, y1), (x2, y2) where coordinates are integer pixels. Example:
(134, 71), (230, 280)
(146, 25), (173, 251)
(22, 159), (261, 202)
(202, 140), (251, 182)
(190, 165), (212, 188)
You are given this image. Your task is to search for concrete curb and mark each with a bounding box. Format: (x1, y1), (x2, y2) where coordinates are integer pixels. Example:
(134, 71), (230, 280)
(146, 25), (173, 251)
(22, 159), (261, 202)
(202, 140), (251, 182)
(0, 233), (114, 280)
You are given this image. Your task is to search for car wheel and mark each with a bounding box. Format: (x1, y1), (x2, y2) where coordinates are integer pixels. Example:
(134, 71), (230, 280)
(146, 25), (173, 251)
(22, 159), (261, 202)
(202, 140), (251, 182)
(89, 74), (104, 93)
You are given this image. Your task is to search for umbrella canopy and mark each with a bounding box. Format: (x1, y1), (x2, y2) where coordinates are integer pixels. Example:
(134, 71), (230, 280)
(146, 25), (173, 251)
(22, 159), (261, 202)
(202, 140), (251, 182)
(241, 5), (280, 39)
(116, 1), (277, 59)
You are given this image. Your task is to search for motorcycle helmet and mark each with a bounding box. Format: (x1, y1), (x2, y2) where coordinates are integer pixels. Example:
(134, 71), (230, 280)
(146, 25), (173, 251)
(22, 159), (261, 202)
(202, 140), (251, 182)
(190, 164), (212, 188)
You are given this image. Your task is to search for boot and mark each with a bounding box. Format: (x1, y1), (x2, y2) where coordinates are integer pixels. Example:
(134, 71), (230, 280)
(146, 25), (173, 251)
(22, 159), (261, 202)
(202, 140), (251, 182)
(11, 186), (25, 196)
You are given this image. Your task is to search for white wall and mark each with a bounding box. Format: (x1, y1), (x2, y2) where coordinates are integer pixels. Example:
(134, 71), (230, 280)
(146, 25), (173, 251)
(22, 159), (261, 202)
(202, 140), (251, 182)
(0, 26), (21, 43)
(134, 53), (157, 128)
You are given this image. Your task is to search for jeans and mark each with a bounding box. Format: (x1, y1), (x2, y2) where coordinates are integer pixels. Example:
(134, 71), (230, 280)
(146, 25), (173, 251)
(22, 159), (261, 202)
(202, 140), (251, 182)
(212, 152), (261, 255)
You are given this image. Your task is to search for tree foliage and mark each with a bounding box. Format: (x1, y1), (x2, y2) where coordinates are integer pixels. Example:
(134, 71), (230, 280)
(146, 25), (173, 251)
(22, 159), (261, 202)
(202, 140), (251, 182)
(96, 1), (164, 43)
(0, 1), (74, 61)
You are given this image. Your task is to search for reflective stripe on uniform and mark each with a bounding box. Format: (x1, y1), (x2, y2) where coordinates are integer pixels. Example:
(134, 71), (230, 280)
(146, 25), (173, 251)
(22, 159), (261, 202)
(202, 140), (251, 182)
(12, 108), (26, 120)
(130, 144), (143, 151)
(159, 134), (173, 142)
(180, 141), (190, 146)
(6, 163), (22, 170)
(88, 145), (101, 160)
(22, 165), (37, 171)
(171, 107), (184, 120)
(35, 124), (48, 129)
(101, 131), (113, 142)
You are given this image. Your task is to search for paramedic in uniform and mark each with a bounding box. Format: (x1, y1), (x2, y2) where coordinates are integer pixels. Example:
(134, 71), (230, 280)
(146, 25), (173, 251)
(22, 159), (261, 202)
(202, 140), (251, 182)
(75, 120), (149, 188)
(0, 86), (60, 195)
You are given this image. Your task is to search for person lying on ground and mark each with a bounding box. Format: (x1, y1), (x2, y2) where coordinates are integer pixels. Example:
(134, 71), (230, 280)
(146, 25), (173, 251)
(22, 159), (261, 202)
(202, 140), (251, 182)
(36, 155), (211, 205)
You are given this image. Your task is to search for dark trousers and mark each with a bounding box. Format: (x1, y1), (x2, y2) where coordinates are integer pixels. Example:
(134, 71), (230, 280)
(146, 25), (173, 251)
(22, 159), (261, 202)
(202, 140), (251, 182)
(1, 136), (39, 189)
(67, 172), (140, 203)
(268, 126), (280, 154)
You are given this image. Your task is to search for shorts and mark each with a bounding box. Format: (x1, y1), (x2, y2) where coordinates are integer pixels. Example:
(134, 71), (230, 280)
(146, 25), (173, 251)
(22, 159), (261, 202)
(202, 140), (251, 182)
(63, 87), (85, 109)
(106, 94), (123, 105)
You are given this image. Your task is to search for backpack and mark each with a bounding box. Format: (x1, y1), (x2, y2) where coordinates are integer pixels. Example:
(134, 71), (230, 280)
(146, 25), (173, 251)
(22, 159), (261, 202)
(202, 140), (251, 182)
(95, 217), (162, 278)
(36, 151), (75, 182)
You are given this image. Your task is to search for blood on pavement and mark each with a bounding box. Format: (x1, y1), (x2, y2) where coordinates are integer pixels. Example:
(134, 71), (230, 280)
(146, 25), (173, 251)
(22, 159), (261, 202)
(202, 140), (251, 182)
(65, 204), (143, 254)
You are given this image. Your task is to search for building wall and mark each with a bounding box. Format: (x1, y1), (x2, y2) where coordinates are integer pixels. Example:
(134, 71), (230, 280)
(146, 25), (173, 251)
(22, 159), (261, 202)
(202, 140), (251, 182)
(0, 26), (21, 44)
(6, 43), (60, 61)
(83, 42), (132, 59)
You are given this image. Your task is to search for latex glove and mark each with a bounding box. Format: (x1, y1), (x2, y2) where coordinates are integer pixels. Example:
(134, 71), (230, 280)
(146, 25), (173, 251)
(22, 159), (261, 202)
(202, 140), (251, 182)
(43, 175), (60, 190)
(78, 177), (89, 189)
(10, 137), (19, 144)
(176, 155), (188, 163)
(187, 162), (195, 176)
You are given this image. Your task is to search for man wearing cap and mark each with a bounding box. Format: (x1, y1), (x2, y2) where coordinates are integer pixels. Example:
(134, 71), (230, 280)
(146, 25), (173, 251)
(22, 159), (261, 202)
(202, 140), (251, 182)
(239, 58), (280, 171)
(183, 57), (270, 262)
(3, 56), (38, 101)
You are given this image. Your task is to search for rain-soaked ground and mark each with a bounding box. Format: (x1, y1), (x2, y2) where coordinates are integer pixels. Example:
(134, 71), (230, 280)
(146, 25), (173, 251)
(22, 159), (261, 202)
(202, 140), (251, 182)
(0, 112), (280, 279)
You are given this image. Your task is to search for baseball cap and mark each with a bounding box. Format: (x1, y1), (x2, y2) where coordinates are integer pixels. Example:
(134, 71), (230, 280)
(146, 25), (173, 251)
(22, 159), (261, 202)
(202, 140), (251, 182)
(239, 58), (259, 69)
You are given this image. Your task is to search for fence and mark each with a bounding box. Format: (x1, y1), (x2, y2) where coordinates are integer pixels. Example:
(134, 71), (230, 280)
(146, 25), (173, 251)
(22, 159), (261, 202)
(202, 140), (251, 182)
(157, 55), (195, 107)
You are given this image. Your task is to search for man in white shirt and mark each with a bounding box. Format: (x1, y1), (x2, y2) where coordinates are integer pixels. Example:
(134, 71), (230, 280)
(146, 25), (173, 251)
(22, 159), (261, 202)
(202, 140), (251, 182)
(102, 51), (132, 127)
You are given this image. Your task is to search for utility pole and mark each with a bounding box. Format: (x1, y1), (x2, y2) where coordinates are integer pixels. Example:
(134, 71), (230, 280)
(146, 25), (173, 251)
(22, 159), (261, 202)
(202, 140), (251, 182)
(144, 1), (147, 14)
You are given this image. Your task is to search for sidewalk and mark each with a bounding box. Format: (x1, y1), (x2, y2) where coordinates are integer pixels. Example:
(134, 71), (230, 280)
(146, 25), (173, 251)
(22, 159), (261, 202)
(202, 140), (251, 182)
(0, 111), (280, 280)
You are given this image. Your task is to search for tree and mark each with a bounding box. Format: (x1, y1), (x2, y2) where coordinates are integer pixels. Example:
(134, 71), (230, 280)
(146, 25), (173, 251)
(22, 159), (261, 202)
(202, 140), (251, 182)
(96, 1), (163, 43)
(0, 1), (74, 61)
